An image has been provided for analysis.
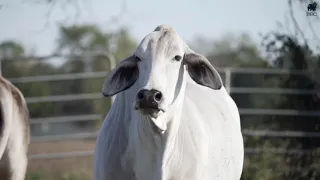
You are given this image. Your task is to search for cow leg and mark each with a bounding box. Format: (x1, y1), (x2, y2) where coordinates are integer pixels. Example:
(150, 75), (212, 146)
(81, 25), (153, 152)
(6, 146), (28, 180)
(6, 133), (28, 180)
(7, 150), (28, 180)
(5, 145), (27, 180)
(0, 147), (27, 180)
(0, 153), (11, 180)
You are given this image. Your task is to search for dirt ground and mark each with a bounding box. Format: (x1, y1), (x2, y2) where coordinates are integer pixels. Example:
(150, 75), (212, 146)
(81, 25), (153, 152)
(27, 139), (96, 180)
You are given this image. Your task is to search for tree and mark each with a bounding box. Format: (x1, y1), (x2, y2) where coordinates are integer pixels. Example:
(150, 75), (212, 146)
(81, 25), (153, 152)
(261, 33), (320, 180)
(111, 27), (137, 62)
(53, 24), (138, 129)
(0, 41), (30, 77)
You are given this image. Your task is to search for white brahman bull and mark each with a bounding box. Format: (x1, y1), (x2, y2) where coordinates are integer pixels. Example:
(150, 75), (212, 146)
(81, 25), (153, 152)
(94, 24), (244, 180)
(0, 76), (30, 180)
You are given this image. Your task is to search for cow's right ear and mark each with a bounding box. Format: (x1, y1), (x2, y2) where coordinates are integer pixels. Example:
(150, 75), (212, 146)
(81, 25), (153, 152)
(102, 55), (139, 97)
(184, 52), (222, 90)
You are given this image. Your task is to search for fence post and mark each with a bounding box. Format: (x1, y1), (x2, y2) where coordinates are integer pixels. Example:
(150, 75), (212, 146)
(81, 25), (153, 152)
(225, 68), (232, 94)
(41, 122), (50, 134)
(84, 51), (93, 73)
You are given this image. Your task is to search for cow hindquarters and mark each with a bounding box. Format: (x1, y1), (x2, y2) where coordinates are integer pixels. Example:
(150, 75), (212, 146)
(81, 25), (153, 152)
(0, 96), (28, 180)
(0, 95), (14, 159)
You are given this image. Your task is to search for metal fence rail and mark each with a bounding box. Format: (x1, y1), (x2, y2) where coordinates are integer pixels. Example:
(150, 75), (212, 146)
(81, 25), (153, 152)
(29, 110), (320, 126)
(9, 72), (319, 95)
(26, 93), (103, 103)
(29, 129), (320, 143)
(242, 129), (320, 138)
(239, 108), (320, 116)
(32, 132), (98, 142)
(30, 114), (102, 124)
(9, 72), (108, 83)
(28, 147), (317, 160)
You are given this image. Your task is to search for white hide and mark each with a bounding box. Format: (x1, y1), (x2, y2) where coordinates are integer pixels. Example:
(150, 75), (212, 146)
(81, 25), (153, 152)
(0, 77), (30, 180)
(94, 26), (244, 180)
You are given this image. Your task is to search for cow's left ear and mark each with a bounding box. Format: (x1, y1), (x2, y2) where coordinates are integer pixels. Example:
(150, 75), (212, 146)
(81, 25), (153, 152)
(184, 52), (222, 90)
(102, 55), (139, 97)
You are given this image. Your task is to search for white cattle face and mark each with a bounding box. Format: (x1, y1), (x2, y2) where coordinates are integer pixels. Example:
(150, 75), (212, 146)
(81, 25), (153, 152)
(102, 25), (223, 131)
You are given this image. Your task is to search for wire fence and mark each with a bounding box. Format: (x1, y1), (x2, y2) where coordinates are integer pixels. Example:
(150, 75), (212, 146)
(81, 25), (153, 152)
(1, 53), (319, 163)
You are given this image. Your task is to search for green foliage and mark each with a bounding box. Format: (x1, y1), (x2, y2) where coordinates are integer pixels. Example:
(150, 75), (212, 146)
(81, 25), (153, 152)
(112, 27), (138, 61)
(57, 24), (111, 54)
(26, 171), (89, 180)
(259, 33), (320, 180)
(0, 41), (24, 58)
(26, 171), (46, 180)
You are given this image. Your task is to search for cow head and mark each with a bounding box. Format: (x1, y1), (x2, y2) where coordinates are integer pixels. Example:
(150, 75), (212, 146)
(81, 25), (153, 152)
(102, 24), (222, 132)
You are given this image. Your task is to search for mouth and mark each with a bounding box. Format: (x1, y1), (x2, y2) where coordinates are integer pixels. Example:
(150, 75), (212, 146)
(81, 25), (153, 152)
(134, 103), (167, 133)
(134, 105), (165, 118)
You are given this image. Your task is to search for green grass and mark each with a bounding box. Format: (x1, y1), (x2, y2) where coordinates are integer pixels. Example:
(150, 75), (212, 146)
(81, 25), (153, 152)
(26, 171), (91, 180)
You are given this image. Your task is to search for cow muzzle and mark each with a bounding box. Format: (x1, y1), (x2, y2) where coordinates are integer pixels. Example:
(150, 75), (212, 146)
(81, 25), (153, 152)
(134, 89), (166, 118)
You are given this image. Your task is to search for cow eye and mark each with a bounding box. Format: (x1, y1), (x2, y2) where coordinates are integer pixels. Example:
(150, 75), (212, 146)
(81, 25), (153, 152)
(174, 55), (182, 61)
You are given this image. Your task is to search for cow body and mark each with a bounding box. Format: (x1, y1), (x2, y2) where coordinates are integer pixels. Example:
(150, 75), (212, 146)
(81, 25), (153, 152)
(94, 25), (244, 180)
(0, 76), (30, 180)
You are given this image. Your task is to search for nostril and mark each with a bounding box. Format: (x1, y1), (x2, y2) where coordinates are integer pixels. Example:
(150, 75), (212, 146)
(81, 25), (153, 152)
(154, 92), (163, 102)
(137, 91), (145, 100)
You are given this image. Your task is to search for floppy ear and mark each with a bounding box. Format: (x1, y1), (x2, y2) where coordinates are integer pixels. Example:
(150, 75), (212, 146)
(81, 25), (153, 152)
(102, 55), (139, 97)
(184, 52), (223, 90)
